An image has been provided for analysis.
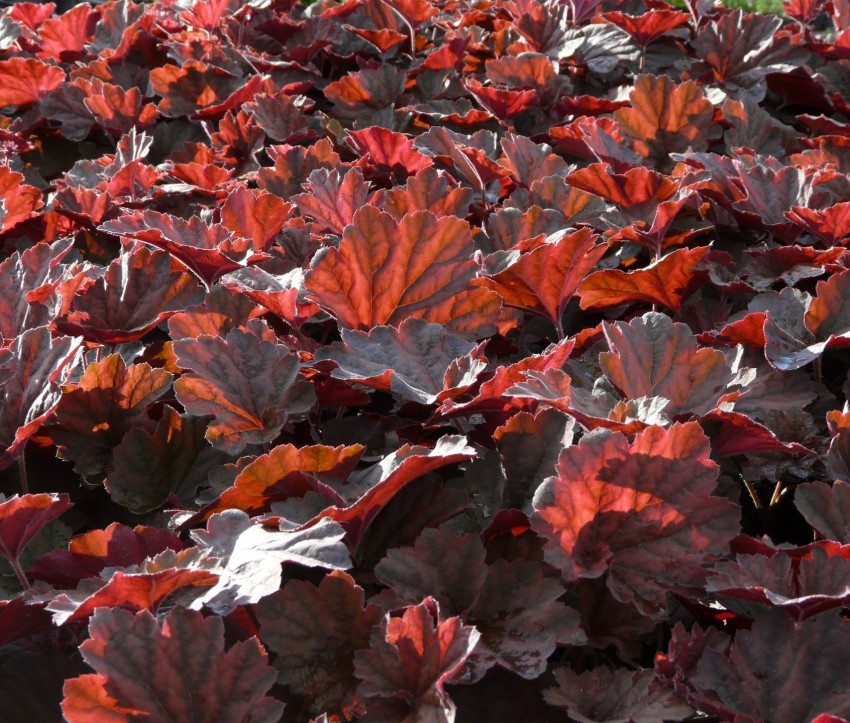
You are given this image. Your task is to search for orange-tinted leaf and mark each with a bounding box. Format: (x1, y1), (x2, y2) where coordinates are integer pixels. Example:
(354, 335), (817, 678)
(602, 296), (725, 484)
(372, 166), (473, 221)
(31, 522), (184, 588)
(578, 246), (710, 313)
(150, 61), (262, 119)
(0, 57), (64, 108)
(486, 53), (568, 106)
(221, 267), (321, 328)
(82, 79), (157, 136)
(324, 66), (407, 116)
(220, 186), (292, 249)
(603, 10), (689, 46)
(257, 573), (384, 717)
(292, 167), (370, 235)
(55, 246), (204, 345)
(599, 312), (735, 417)
(99, 211), (267, 287)
(474, 227), (604, 335)
(173, 329), (316, 454)
(61, 607), (283, 722)
(532, 423), (739, 615)
(0, 327), (82, 470)
(305, 206), (501, 336)
(614, 75), (717, 170)
(355, 600), (480, 722)
(464, 78), (539, 120)
(200, 442), (364, 519)
(167, 286), (257, 341)
(347, 126), (433, 182)
(244, 92), (316, 144)
(49, 567), (219, 625)
(50, 355), (173, 477)
(787, 202), (850, 245)
(0, 493), (71, 565)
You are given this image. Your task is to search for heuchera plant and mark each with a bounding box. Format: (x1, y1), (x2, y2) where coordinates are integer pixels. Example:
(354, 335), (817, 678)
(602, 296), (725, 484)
(5, 0), (850, 720)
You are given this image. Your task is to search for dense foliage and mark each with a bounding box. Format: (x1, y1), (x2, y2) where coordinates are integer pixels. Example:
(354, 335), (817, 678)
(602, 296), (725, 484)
(3, 0), (850, 720)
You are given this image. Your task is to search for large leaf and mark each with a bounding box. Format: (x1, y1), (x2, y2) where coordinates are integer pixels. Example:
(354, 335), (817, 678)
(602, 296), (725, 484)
(50, 355), (172, 477)
(0, 327), (82, 470)
(354, 600), (480, 723)
(305, 206), (502, 336)
(257, 572), (383, 717)
(173, 329), (316, 455)
(532, 423), (740, 616)
(62, 606), (283, 723)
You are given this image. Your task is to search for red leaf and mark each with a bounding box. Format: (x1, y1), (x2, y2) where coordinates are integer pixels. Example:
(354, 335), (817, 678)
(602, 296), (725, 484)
(787, 202), (850, 245)
(49, 355), (173, 477)
(305, 206), (502, 336)
(0, 493), (71, 567)
(0, 327), (82, 470)
(31, 522), (185, 588)
(99, 211), (268, 287)
(578, 246), (709, 313)
(532, 423), (739, 616)
(372, 166), (473, 221)
(354, 600), (480, 722)
(315, 436), (477, 549)
(464, 78), (539, 120)
(61, 607), (283, 722)
(474, 227), (605, 335)
(257, 572), (384, 717)
(82, 79), (158, 136)
(0, 57), (64, 108)
(150, 61), (262, 119)
(244, 92), (316, 144)
(603, 10), (689, 46)
(598, 312), (734, 418)
(324, 66), (407, 117)
(0, 166), (44, 231)
(35, 4), (96, 62)
(198, 442), (364, 520)
(346, 126), (433, 182)
(173, 329), (316, 454)
(54, 246), (204, 345)
(292, 167), (371, 235)
(220, 186), (292, 249)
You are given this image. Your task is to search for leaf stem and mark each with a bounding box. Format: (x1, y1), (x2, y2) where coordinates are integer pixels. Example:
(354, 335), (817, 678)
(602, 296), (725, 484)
(18, 453), (29, 495)
(9, 554), (31, 592)
(741, 476), (761, 510)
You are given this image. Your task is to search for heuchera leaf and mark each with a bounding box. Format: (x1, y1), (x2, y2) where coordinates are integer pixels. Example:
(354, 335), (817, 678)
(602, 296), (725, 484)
(30, 522), (185, 588)
(0, 167), (45, 232)
(0, 327), (82, 470)
(371, 166), (473, 221)
(578, 246), (710, 314)
(0, 493), (71, 573)
(795, 481), (850, 543)
(0, 57), (65, 107)
(99, 211), (268, 288)
(707, 539), (850, 620)
(61, 606), (283, 723)
(614, 74), (718, 170)
(173, 329), (316, 455)
(54, 246), (204, 345)
(257, 572), (384, 717)
(314, 318), (484, 405)
(598, 312), (735, 417)
(531, 423), (740, 616)
(354, 599), (480, 723)
(49, 355), (173, 478)
(104, 407), (226, 514)
(220, 185), (292, 249)
(346, 126), (433, 183)
(544, 666), (692, 723)
(292, 167), (371, 235)
(474, 228), (605, 336)
(189, 511), (352, 614)
(603, 10), (689, 46)
(198, 442), (365, 520)
(690, 610), (850, 721)
(305, 206), (502, 336)
(150, 61), (262, 119)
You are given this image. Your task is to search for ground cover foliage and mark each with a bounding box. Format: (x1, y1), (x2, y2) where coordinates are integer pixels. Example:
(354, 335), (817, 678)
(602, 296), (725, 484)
(5, 0), (850, 720)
